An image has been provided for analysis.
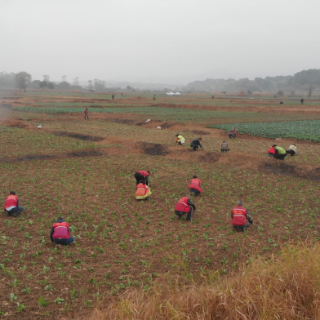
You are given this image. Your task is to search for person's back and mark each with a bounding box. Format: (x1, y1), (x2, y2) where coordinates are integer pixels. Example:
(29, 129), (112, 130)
(50, 217), (74, 246)
(135, 181), (151, 200)
(189, 176), (202, 195)
(221, 141), (229, 152)
(4, 191), (24, 217)
(231, 200), (253, 232)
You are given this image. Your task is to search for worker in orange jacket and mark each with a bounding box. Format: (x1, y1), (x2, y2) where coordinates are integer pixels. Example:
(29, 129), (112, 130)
(231, 200), (253, 232)
(188, 175), (202, 195)
(174, 196), (196, 221)
(50, 217), (74, 245)
(4, 191), (24, 217)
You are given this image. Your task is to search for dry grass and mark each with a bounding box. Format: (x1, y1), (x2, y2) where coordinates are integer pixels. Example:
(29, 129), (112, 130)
(81, 242), (320, 320)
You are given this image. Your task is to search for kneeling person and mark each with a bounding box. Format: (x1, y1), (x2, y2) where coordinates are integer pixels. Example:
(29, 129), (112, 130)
(189, 175), (202, 195)
(50, 217), (74, 245)
(135, 180), (152, 200)
(174, 196), (196, 221)
(231, 200), (253, 232)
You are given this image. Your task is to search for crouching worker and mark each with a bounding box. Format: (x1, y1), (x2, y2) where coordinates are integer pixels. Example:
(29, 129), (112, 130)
(231, 200), (253, 232)
(228, 127), (237, 138)
(135, 180), (152, 200)
(221, 141), (230, 152)
(4, 191), (24, 217)
(134, 170), (150, 186)
(190, 138), (203, 151)
(189, 175), (202, 195)
(286, 144), (297, 156)
(50, 217), (74, 245)
(268, 145), (276, 157)
(175, 134), (185, 145)
(174, 196), (196, 221)
(274, 145), (287, 160)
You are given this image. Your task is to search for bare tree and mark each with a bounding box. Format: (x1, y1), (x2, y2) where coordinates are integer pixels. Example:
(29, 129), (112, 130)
(15, 71), (32, 92)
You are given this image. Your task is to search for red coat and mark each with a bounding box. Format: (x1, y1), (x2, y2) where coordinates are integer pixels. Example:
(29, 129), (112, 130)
(4, 195), (18, 209)
(231, 206), (247, 226)
(137, 170), (149, 177)
(268, 146), (276, 154)
(174, 197), (191, 212)
(188, 179), (202, 193)
(52, 222), (70, 239)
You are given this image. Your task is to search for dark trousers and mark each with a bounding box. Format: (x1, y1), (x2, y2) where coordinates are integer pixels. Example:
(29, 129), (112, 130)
(190, 144), (198, 151)
(221, 149), (230, 152)
(286, 150), (295, 156)
(6, 206), (24, 217)
(53, 237), (74, 245)
(175, 208), (193, 221)
(189, 188), (200, 195)
(233, 222), (251, 232)
(134, 173), (149, 186)
(274, 153), (286, 160)
(229, 134), (236, 138)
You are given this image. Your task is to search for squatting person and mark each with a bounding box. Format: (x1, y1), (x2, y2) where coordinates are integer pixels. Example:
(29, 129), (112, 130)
(4, 191), (24, 217)
(50, 217), (74, 246)
(189, 175), (202, 195)
(135, 179), (152, 200)
(190, 138), (203, 151)
(174, 196), (196, 221)
(231, 200), (253, 232)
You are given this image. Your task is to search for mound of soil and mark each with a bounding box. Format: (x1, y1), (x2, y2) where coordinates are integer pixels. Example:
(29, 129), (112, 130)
(135, 142), (169, 156)
(198, 151), (220, 162)
(68, 150), (103, 157)
(7, 121), (28, 128)
(53, 132), (104, 142)
(0, 154), (54, 164)
(190, 130), (211, 135)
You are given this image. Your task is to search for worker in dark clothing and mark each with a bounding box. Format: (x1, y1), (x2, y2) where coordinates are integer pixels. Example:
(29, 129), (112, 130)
(300, 98), (304, 105)
(50, 217), (74, 246)
(190, 138), (202, 151)
(189, 175), (202, 195)
(174, 196), (196, 221)
(231, 200), (253, 232)
(134, 170), (150, 186)
(4, 191), (24, 217)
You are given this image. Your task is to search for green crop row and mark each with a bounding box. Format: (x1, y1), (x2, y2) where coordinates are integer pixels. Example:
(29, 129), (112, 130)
(208, 120), (320, 142)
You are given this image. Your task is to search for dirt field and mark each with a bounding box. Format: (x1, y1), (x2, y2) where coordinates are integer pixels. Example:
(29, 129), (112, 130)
(1, 91), (320, 319)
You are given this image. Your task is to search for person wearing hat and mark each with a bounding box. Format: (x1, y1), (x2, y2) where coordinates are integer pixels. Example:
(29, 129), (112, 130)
(231, 200), (253, 232)
(4, 191), (24, 217)
(175, 134), (185, 145)
(190, 138), (203, 151)
(50, 217), (74, 245)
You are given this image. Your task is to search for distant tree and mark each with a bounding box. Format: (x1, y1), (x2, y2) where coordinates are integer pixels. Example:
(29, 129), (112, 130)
(15, 71), (31, 92)
(247, 90), (252, 95)
(47, 82), (54, 90)
(126, 85), (132, 90)
(56, 81), (71, 90)
(276, 90), (284, 96)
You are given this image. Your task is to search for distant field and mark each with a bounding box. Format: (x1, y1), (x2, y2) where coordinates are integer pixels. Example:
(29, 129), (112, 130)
(208, 120), (320, 141)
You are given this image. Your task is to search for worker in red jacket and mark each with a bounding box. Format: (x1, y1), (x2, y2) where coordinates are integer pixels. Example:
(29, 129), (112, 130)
(4, 191), (24, 217)
(174, 196), (196, 221)
(231, 200), (253, 232)
(189, 175), (202, 195)
(268, 144), (276, 157)
(134, 170), (150, 186)
(50, 217), (74, 245)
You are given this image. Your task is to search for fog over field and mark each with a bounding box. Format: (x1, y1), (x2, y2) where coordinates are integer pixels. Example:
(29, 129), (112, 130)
(1, 0), (320, 84)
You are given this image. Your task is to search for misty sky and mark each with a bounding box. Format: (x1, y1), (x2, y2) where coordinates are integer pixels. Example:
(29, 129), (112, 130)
(1, 0), (319, 84)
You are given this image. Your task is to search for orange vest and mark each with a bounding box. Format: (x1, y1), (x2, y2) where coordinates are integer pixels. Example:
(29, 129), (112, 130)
(52, 222), (70, 239)
(232, 206), (247, 226)
(135, 183), (148, 197)
(4, 195), (18, 209)
(188, 179), (202, 192)
(174, 197), (190, 212)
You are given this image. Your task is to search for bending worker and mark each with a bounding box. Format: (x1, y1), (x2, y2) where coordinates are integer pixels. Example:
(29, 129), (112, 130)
(190, 138), (202, 151)
(221, 141), (230, 152)
(231, 200), (253, 232)
(50, 217), (74, 246)
(175, 134), (185, 145)
(174, 196), (196, 221)
(4, 191), (24, 217)
(286, 144), (297, 156)
(228, 127), (237, 138)
(274, 145), (287, 160)
(189, 175), (202, 195)
(134, 170), (150, 186)
(135, 179), (152, 200)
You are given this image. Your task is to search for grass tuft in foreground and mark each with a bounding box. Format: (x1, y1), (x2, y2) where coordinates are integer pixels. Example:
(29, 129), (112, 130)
(85, 242), (320, 320)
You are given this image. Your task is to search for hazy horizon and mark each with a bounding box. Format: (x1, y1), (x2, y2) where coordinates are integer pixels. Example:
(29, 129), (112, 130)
(1, 0), (319, 85)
